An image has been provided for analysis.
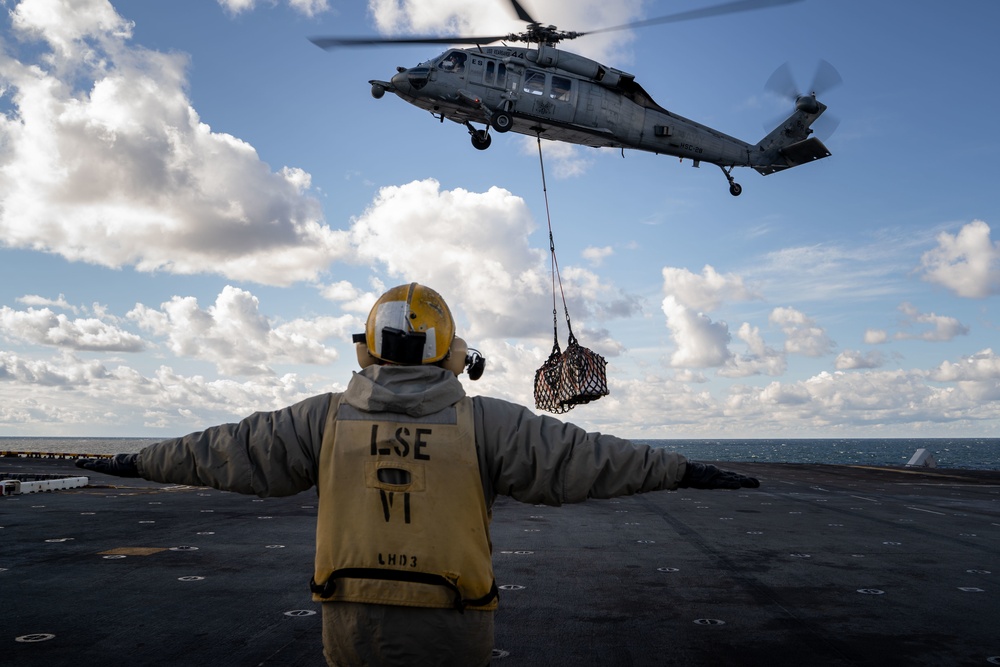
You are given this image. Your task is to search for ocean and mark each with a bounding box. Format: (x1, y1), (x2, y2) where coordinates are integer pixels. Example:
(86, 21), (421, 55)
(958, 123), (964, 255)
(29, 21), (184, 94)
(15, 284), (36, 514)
(1, 436), (998, 470)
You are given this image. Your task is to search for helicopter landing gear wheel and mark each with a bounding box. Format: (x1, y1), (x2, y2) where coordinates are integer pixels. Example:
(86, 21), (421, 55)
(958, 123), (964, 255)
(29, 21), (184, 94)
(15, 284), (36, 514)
(471, 130), (492, 150)
(719, 165), (742, 197)
(491, 111), (513, 133)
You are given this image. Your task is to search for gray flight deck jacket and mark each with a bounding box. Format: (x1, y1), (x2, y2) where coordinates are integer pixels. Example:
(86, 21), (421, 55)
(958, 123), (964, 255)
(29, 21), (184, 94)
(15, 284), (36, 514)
(134, 364), (688, 666)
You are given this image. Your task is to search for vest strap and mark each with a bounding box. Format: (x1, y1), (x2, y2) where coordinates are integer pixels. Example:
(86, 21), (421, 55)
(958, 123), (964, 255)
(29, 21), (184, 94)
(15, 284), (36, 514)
(310, 570), (499, 611)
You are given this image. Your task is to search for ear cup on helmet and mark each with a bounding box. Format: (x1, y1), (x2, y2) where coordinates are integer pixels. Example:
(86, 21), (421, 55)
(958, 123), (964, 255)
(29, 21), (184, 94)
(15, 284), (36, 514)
(441, 337), (468, 376)
(356, 342), (378, 370)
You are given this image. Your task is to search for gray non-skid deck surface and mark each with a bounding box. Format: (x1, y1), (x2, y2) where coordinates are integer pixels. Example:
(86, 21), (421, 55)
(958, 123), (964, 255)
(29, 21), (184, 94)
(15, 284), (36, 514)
(4, 458), (999, 666)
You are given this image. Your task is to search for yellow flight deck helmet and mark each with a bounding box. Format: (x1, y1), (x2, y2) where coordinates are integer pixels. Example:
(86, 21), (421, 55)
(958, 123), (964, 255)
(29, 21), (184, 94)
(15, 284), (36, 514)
(359, 283), (455, 365)
(353, 283), (485, 379)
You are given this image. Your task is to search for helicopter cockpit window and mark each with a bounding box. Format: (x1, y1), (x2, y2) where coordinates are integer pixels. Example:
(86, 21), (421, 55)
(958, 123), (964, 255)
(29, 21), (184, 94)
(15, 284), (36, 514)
(523, 71), (545, 96)
(439, 51), (466, 73)
(550, 76), (572, 101)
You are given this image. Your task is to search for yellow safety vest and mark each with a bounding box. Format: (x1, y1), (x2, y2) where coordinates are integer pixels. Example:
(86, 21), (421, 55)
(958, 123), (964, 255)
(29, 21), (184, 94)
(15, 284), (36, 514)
(311, 396), (498, 610)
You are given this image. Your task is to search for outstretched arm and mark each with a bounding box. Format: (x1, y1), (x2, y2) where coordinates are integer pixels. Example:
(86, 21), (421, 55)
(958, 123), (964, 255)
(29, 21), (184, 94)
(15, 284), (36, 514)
(473, 396), (687, 505)
(78, 393), (335, 497)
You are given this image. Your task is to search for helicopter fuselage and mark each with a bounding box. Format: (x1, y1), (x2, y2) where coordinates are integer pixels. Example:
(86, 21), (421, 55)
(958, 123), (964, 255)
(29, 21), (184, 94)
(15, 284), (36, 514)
(370, 45), (830, 195)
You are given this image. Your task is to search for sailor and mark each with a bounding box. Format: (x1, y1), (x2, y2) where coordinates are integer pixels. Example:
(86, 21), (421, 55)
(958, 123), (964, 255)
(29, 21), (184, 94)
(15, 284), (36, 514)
(78, 282), (760, 667)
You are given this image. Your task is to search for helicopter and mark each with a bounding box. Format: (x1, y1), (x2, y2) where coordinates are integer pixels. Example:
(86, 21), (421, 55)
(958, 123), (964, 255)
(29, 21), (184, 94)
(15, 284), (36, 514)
(311, 0), (839, 197)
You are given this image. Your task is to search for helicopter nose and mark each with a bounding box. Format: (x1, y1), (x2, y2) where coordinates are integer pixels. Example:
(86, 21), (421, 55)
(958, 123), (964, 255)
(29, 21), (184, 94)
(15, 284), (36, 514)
(390, 70), (410, 93)
(391, 66), (430, 92)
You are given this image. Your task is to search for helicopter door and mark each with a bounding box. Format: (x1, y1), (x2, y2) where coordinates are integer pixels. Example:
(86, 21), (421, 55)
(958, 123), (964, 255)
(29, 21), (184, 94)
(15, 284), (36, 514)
(519, 71), (575, 123)
(546, 75), (575, 122)
(473, 57), (508, 111)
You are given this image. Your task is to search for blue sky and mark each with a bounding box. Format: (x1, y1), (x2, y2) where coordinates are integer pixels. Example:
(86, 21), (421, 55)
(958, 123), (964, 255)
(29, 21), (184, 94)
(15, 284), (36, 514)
(1, 0), (999, 439)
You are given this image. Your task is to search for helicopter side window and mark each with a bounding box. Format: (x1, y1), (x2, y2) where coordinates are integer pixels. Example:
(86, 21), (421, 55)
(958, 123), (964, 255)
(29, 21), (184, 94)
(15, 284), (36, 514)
(483, 60), (507, 89)
(523, 71), (545, 96)
(550, 76), (572, 101)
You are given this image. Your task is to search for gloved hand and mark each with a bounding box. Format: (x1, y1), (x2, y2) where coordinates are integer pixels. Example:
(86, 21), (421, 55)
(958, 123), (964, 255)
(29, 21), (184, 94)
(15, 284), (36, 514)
(75, 453), (140, 478)
(679, 461), (760, 490)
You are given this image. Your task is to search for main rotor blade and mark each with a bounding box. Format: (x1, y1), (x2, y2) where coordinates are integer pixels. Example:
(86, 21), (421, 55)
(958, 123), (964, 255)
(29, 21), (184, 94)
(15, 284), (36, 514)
(508, 0), (537, 24)
(583, 0), (803, 37)
(309, 34), (508, 49)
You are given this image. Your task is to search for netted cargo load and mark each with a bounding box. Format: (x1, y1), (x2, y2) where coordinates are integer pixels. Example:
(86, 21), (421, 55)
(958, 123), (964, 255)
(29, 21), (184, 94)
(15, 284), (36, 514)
(531, 135), (611, 414)
(534, 334), (609, 414)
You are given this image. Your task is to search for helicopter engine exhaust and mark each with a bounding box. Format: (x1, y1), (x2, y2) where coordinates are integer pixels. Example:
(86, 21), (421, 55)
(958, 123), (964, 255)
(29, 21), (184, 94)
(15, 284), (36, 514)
(525, 45), (632, 88)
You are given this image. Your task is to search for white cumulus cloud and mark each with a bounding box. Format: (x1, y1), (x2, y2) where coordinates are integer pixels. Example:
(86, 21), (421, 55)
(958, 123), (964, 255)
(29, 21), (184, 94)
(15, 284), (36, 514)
(0, 305), (144, 352)
(835, 349), (885, 370)
(770, 306), (834, 357)
(127, 286), (352, 375)
(217, 0), (330, 16)
(919, 220), (1000, 298)
(0, 0), (348, 286)
(895, 302), (969, 342)
(345, 179), (636, 345)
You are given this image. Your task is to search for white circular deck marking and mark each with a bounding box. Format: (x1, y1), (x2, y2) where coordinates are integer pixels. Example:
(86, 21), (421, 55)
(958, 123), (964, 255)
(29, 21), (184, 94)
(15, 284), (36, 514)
(103, 555), (127, 560)
(139, 521), (155, 524)
(747, 531), (763, 535)
(16, 634), (55, 643)
(45, 538), (74, 543)
(857, 589), (884, 595)
(258, 516), (273, 520)
(523, 529), (540, 532)
(492, 649), (510, 659)
(170, 546), (199, 551)
(200, 510), (214, 513)
(196, 531), (215, 535)
(882, 541), (901, 546)
(499, 584), (524, 591)
(657, 567), (679, 573)
(790, 553), (811, 559)
(81, 512), (95, 515)
(967, 569), (991, 575)
(958, 587), (984, 593)
(284, 610), (316, 617)
(986, 656), (1000, 665)
(178, 576), (205, 581)
(637, 540), (656, 544)
(266, 545), (286, 549)
(513, 551), (534, 555)
(693, 619), (725, 626)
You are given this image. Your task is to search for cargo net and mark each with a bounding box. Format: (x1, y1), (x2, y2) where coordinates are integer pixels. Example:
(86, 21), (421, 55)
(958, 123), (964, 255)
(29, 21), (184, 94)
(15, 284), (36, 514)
(531, 136), (609, 414)
(534, 334), (609, 414)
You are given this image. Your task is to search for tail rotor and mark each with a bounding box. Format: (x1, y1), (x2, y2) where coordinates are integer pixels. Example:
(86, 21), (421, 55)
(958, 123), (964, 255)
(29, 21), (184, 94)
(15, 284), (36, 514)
(764, 59), (842, 140)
